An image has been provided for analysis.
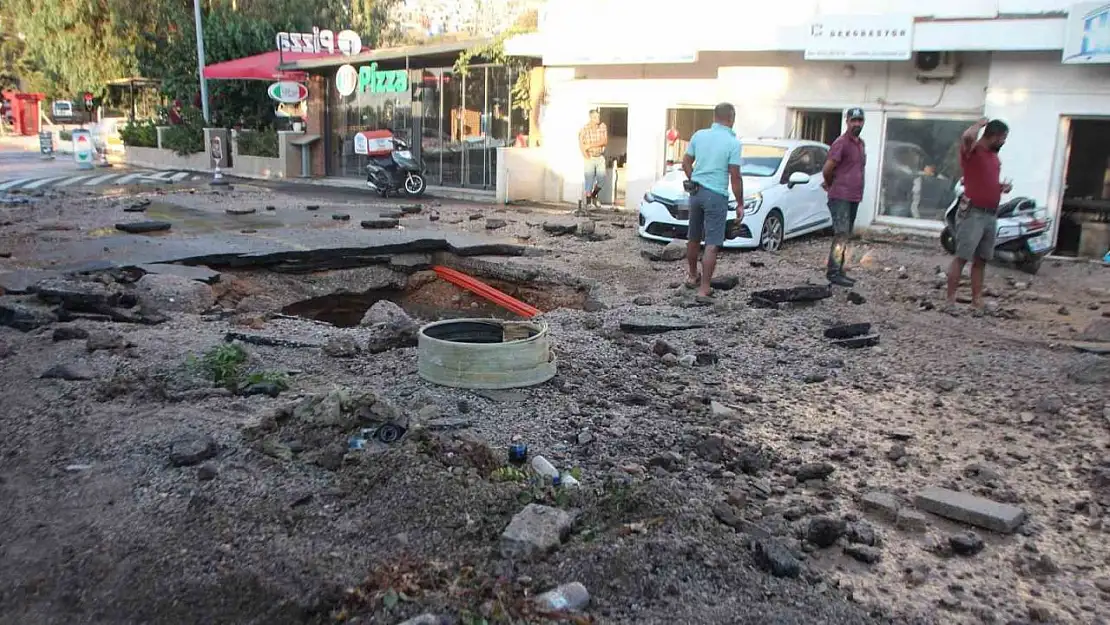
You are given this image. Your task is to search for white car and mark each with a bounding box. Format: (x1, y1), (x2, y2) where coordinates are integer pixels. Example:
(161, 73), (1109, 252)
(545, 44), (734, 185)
(638, 138), (833, 251)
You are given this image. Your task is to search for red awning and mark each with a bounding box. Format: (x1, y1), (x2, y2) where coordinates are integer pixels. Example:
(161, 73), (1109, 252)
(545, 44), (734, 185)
(202, 51), (329, 81)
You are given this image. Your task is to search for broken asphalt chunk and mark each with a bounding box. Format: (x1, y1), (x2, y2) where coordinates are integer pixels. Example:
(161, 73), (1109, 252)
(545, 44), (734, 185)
(619, 316), (707, 335)
(914, 486), (1027, 534)
(115, 221), (172, 234)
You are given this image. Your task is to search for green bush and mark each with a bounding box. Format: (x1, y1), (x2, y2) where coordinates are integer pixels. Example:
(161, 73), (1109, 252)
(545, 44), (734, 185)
(236, 129), (279, 158)
(161, 107), (205, 156)
(58, 130), (72, 141)
(118, 119), (158, 148)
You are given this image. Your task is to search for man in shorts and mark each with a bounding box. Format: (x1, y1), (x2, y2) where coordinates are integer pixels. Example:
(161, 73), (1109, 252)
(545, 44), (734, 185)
(946, 118), (1012, 312)
(681, 102), (744, 298)
(821, 108), (867, 287)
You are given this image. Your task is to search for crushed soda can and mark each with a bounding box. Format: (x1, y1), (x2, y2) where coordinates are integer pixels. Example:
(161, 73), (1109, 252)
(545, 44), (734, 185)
(508, 444), (528, 465)
(348, 436), (368, 451)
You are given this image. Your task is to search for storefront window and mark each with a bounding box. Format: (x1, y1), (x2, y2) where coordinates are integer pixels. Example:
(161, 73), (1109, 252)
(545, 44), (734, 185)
(878, 117), (967, 222)
(663, 108), (714, 168)
(414, 69), (443, 185)
(509, 67), (530, 145)
(441, 69), (463, 186)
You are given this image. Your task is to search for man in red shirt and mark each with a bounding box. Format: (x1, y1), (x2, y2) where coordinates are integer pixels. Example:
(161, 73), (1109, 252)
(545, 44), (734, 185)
(946, 118), (1012, 312)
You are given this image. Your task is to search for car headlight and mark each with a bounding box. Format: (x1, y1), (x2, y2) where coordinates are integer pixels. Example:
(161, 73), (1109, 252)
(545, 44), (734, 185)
(643, 191), (658, 204)
(742, 192), (762, 215)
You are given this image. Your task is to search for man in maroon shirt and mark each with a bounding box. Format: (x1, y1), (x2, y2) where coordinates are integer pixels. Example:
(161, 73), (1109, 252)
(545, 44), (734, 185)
(946, 118), (1012, 312)
(821, 108), (867, 287)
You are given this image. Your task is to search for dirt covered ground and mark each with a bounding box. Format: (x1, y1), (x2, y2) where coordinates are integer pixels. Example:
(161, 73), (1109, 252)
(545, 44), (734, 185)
(1, 182), (1109, 625)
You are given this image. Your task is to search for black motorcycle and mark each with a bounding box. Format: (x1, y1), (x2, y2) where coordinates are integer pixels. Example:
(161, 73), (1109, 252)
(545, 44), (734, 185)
(365, 138), (427, 198)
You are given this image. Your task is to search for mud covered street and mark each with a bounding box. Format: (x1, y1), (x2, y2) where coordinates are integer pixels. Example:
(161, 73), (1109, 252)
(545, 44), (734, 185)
(1, 180), (1109, 625)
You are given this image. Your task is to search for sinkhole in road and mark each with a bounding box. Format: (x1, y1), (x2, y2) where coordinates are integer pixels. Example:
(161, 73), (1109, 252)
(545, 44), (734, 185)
(279, 268), (591, 328)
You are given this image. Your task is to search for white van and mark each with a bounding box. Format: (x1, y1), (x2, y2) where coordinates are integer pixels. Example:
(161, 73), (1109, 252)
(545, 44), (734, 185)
(52, 101), (74, 120)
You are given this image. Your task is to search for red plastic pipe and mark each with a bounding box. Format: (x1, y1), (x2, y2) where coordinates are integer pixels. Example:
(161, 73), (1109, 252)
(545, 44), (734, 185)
(432, 265), (541, 318)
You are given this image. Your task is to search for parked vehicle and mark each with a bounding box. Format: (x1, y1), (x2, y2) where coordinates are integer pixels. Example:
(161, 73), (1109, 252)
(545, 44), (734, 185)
(51, 100), (74, 120)
(365, 136), (427, 198)
(940, 179), (1053, 274)
(638, 138), (832, 251)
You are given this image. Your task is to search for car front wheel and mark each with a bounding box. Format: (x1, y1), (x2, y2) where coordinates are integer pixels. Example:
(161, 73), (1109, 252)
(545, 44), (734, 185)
(760, 210), (784, 252)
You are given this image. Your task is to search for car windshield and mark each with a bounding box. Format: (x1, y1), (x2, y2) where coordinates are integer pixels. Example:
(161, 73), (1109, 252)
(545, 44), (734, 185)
(741, 144), (787, 177)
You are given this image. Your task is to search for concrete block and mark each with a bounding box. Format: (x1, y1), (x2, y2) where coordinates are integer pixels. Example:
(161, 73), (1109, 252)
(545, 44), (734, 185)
(500, 504), (574, 559)
(914, 486), (1027, 534)
(860, 491), (901, 520)
(895, 508), (929, 533)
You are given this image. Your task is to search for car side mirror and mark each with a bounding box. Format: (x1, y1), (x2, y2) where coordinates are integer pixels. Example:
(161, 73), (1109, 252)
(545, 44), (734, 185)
(787, 171), (811, 188)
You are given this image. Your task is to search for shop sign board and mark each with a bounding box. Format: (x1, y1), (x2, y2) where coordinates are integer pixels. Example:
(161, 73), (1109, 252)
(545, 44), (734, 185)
(335, 62), (409, 96)
(38, 131), (54, 157)
(71, 129), (95, 169)
(805, 14), (914, 61)
(276, 27), (361, 55)
(1063, 3), (1110, 64)
(336, 64), (358, 96)
(268, 81), (309, 103)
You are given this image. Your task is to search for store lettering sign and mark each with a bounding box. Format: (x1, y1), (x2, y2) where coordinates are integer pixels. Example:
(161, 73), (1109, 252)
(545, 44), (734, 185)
(356, 63), (409, 94)
(276, 27), (362, 55)
(805, 14), (914, 61)
(1063, 2), (1110, 64)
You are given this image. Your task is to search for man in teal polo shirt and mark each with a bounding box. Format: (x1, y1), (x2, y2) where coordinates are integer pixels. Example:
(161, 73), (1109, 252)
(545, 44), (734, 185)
(682, 102), (744, 298)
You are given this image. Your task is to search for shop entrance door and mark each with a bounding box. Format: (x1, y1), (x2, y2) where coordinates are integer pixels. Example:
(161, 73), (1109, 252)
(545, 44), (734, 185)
(1052, 117), (1110, 258)
(595, 106), (627, 205)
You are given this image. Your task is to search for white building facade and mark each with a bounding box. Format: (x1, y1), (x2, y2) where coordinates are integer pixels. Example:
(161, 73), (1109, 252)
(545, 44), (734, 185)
(507, 0), (1110, 253)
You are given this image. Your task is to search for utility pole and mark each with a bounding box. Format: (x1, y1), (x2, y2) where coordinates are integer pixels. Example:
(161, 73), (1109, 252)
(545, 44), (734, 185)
(193, 0), (211, 123)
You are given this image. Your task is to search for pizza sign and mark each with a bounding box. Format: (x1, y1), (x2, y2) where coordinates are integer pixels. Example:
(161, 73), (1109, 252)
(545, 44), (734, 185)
(267, 82), (309, 103)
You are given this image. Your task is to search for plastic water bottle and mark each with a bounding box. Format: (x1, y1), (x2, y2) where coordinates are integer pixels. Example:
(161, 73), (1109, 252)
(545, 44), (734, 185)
(530, 455), (580, 488)
(534, 582), (590, 612)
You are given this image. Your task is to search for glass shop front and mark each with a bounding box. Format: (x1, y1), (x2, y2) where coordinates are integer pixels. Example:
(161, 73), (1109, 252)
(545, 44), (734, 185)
(324, 58), (528, 189)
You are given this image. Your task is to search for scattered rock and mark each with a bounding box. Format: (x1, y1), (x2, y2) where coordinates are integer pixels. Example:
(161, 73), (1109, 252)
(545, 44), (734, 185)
(500, 504), (575, 559)
(949, 532), (985, 556)
(710, 401), (737, 420)
(485, 218), (508, 230)
(52, 325), (89, 341)
(751, 538), (801, 578)
(115, 221), (171, 234)
(641, 240), (686, 262)
(306, 205), (320, 211)
(803, 372), (828, 384)
(1062, 354), (1110, 385)
(710, 275), (740, 291)
(886, 443), (907, 461)
(226, 207), (256, 215)
(712, 502), (744, 529)
(428, 211), (440, 222)
(1078, 318), (1110, 342)
(331, 213), (350, 221)
(0, 298), (58, 331)
(360, 218), (399, 229)
(847, 291), (866, 305)
(632, 295), (654, 306)
(40, 363), (94, 381)
(647, 451), (683, 472)
(534, 582), (590, 613)
(134, 274), (215, 314)
(806, 516), (847, 548)
(846, 521), (878, 546)
(652, 339), (678, 357)
(619, 316), (706, 334)
(135, 263), (221, 285)
(396, 614), (442, 625)
(1027, 603), (1054, 622)
(895, 509), (929, 533)
(844, 544), (882, 564)
(197, 463), (218, 481)
(695, 352), (719, 366)
(399, 204), (423, 214)
(1034, 396), (1064, 415)
(85, 331), (128, 352)
(543, 221), (578, 236)
(660, 353), (679, 367)
(678, 354), (697, 367)
(124, 199), (151, 212)
(360, 300), (413, 328)
(795, 462), (835, 481)
(323, 335), (361, 358)
(169, 434), (219, 467)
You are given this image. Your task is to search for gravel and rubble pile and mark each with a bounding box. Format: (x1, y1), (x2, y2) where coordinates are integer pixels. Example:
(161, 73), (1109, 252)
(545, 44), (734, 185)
(1, 184), (1109, 624)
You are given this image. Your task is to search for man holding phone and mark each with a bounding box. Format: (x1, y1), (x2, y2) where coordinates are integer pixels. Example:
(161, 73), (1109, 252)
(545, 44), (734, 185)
(946, 118), (1012, 313)
(681, 102), (743, 298)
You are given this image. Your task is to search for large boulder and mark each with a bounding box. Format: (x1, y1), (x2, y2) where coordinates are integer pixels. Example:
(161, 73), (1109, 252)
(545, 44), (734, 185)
(134, 274), (215, 314)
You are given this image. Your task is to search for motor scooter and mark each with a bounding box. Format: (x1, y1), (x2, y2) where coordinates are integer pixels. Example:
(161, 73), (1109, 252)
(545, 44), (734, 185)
(365, 136), (427, 198)
(939, 179), (1053, 275)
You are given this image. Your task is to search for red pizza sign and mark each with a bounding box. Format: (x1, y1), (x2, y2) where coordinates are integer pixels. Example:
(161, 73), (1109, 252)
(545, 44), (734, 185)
(267, 82), (309, 103)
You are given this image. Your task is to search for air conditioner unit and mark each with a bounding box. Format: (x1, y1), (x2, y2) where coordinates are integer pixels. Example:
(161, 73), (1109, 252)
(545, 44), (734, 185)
(914, 51), (960, 81)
